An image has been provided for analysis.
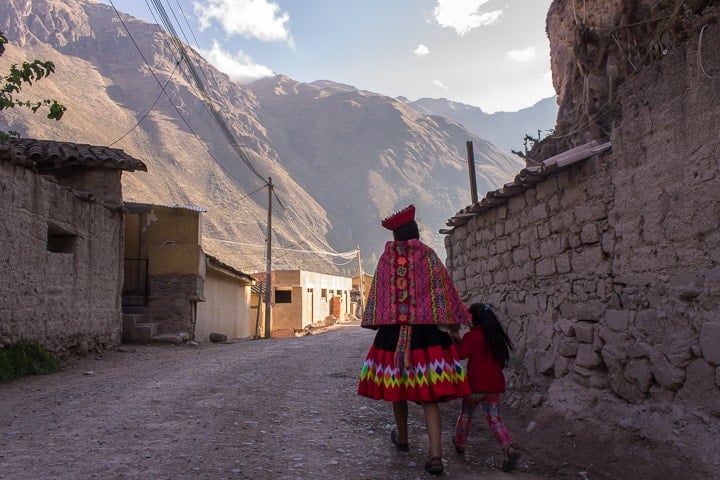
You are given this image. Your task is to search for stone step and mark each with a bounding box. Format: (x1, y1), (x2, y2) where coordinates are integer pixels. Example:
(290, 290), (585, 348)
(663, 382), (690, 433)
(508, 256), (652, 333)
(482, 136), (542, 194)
(121, 314), (159, 343)
(134, 323), (160, 342)
(151, 332), (190, 345)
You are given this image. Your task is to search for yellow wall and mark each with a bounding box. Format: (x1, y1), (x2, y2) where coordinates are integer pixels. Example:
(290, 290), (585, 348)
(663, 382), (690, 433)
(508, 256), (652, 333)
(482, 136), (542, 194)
(148, 244), (204, 276)
(141, 205), (201, 247)
(124, 205), (204, 276)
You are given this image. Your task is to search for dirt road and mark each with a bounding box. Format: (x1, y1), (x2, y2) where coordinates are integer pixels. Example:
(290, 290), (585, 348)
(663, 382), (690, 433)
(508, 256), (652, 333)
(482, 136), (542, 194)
(0, 321), (604, 479)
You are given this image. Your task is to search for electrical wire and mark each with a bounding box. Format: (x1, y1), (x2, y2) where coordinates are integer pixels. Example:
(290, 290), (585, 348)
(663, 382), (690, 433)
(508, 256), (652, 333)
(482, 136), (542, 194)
(107, 0), (352, 270)
(148, 0), (268, 184)
(205, 237), (359, 258)
(107, 1), (253, 182)
(108, 59), (181, 147)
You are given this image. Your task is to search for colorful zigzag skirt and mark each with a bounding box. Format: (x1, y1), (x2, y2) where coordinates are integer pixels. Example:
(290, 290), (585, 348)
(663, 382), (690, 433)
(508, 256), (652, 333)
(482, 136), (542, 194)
(358, 325), (471, 403)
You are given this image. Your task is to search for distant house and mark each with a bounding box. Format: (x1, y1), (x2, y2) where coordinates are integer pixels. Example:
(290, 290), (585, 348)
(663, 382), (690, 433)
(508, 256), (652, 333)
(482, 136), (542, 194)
(351, 273), (373, 316)
(122, 202), (255, 343)
(252, 270), (353, 337)
(0, 139), (146, 356)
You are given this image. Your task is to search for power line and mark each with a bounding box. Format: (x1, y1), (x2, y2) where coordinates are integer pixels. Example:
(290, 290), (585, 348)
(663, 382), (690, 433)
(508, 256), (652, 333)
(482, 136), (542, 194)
(147, 0), (268, 184)
(108, 1), (350, 270)
(108, 0), (264, 199)
(108, 59), (181, 147)
(206, 237), (359, 259)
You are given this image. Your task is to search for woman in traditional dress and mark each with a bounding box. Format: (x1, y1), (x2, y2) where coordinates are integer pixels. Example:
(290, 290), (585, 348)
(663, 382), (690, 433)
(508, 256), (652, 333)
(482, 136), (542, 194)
(357, 204), (471, 475)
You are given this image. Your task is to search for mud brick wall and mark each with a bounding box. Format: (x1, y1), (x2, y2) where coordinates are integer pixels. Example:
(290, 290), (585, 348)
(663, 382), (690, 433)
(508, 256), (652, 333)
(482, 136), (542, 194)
(445, 24), (720, 416)
(0, 161), (125, 357)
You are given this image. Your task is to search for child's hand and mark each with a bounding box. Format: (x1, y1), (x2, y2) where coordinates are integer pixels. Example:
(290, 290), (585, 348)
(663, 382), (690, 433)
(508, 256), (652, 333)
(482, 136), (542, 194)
(448, 327), (462, 344)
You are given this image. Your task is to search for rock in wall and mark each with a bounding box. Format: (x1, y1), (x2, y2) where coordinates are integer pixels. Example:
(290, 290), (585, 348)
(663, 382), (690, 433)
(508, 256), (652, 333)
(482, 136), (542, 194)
(533, 0), (719, 159)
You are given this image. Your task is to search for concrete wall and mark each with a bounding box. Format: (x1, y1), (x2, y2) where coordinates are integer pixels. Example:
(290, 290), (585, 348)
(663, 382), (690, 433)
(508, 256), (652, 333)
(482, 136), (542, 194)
(298, 270), (352, 327)
(196, 267), (253, 341)
(0, 162), (125, 356)
(444, 28), (720, 417)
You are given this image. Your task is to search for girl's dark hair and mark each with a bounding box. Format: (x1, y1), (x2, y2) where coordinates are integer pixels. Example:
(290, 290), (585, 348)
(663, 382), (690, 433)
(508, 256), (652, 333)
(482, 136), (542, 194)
(468, 303), (513, 367)
(393, 220), (419, 241)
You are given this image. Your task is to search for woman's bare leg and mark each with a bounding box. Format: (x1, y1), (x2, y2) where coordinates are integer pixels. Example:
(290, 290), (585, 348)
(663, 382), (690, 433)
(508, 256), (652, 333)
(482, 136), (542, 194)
(421, 402), (442, 458)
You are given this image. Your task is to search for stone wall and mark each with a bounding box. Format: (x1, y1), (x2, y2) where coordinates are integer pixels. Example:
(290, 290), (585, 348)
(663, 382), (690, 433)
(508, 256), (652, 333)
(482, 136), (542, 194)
(146, 274), (204, 337)
(445, 15), (720, 419)
(0, 161), (126, 357)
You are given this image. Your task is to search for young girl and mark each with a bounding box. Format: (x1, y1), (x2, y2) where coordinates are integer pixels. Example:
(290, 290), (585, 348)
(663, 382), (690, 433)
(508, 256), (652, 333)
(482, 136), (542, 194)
(452, 303), (520, 472)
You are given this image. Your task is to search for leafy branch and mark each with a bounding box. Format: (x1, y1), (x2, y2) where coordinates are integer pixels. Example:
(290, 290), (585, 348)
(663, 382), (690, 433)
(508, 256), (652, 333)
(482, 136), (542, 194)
(0, 31), (66, 140)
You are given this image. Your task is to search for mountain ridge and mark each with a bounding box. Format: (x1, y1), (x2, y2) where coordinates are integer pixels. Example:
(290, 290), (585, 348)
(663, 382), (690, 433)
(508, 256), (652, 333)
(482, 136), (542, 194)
(1, 0), (543, 273)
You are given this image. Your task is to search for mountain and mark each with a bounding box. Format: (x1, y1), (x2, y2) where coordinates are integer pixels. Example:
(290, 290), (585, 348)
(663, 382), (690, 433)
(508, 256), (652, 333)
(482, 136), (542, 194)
(1, 0), (523, 273)
(408, 96), (558, 155)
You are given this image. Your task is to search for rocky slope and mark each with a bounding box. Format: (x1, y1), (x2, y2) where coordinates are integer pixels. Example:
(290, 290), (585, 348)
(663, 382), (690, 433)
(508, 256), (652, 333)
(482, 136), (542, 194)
(408, 96), (558, 155)
(0, 0), (524, 273)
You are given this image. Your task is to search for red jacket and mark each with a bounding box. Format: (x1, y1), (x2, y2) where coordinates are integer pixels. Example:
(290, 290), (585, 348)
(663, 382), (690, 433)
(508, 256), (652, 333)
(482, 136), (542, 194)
(455, 326), (506, 393)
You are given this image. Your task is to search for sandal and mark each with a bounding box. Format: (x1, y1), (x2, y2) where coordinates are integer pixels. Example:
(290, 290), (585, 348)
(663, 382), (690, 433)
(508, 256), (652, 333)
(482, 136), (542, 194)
(424, 456), (444, 475)
(501, 448), (520, 472)
(390, 429), (409, 452)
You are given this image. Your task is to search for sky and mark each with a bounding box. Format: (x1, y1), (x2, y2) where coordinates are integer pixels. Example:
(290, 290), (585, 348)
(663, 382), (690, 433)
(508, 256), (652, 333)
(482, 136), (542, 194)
(102, 0), (555, 113)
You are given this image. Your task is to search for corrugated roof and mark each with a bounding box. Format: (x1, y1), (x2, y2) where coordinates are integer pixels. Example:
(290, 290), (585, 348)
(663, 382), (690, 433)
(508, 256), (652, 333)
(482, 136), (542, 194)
(4, 138), (147, 172)
(440, 140), (612, 234)
(124, 201), (208, 213)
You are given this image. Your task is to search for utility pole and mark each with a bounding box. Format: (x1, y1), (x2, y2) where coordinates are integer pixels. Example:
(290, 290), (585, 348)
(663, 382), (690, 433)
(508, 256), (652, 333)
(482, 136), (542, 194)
(466, 140), (479, 204)
(357, 246), (365, 315)
(264, 176), (273, 338)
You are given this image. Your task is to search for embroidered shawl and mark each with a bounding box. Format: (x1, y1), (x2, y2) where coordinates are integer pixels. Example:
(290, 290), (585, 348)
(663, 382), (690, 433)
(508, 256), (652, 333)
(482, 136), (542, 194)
(362, 239), (470, 328)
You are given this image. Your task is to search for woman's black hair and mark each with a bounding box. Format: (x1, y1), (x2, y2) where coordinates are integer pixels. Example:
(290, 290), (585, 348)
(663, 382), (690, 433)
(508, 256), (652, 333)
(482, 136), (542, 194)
(393, 220), (419, 241)
(468, 303), (513, 367)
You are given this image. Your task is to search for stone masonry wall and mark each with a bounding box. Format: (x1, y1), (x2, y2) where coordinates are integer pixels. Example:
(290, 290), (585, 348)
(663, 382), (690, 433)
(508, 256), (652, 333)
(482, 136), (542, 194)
(445, 22), (720, 418)
(0, 161), (125, 357)
(146, 274), (204, 338)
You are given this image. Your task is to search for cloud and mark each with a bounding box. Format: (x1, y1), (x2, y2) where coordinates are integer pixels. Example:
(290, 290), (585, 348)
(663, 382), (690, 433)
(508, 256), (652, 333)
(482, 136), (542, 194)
(432, 79), (448, 90)
(200, 40), (275, 84)
(506, 46), (536, 62)
(432, 0), (503, 36)
(413, 44), (430, 58)
(193, 0), (293, 45)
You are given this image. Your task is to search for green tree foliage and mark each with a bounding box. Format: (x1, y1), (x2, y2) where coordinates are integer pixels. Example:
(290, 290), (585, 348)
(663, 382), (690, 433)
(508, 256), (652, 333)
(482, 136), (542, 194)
(1, 31), (66, 140)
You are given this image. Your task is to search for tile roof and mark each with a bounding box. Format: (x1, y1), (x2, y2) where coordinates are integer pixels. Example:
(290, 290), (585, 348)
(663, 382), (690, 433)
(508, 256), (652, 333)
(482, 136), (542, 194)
(440, 140), (612, 234)
(1, 138), (147, 172)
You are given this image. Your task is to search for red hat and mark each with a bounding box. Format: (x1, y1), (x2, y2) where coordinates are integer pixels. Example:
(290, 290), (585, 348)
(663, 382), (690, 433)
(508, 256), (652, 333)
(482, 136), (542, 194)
(381, 204), (416, 231)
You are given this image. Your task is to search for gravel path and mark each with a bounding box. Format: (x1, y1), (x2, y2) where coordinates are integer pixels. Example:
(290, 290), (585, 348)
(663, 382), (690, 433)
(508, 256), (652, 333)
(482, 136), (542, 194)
(0, 321), (561, 480)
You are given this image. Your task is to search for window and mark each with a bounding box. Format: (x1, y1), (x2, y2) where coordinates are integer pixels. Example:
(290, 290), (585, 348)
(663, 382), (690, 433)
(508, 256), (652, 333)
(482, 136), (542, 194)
(321, 288), (328, 300)
(47, 224), (77, 253)
(275, 290), (292, 303)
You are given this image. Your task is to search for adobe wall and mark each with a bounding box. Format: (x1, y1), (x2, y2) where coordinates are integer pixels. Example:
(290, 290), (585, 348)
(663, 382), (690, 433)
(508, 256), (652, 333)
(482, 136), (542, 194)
(445, 9), (720, 442)
(0, 161), (125, 357)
